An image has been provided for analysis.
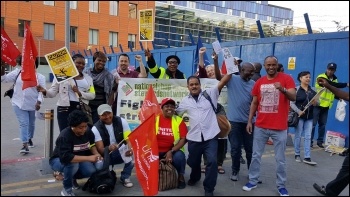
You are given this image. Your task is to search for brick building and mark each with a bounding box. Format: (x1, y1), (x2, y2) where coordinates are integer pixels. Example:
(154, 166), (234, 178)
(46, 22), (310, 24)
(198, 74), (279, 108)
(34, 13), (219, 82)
(1, 1), (155, 60)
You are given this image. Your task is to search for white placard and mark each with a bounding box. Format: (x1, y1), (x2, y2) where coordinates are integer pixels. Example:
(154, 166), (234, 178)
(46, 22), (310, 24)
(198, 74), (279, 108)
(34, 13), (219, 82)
(119, 144), (133, 163)
(212, 40), (222, 54)
(222, 48), (239, 74)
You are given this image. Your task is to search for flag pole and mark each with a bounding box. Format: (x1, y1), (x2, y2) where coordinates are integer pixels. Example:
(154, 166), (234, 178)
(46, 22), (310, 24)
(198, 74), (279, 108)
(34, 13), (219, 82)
(109, 139), (126, 154)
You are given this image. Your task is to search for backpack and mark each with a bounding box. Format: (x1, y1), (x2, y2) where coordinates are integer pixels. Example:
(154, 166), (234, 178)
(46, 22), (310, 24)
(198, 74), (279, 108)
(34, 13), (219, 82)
(82, 147), (117, 194)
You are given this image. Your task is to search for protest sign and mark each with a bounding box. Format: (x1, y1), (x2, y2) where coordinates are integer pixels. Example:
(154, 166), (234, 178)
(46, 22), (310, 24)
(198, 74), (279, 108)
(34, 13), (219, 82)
(139, 9), (154, 41)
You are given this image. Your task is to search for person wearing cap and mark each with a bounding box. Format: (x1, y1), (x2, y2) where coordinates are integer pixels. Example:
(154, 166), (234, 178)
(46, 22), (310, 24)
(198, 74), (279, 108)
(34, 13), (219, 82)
(144, 48), (186, 79)
(175, 73), (232, 196)
(311, 62), (349, 148)
(157, 98), (188, 189)
(49, 110), (101, 196)
(91, 104), (135, 188)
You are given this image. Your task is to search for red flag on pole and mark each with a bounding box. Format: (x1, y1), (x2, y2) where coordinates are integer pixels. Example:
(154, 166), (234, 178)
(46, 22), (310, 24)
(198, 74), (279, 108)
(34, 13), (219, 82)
(1, 27), (21, 66)
(138, 85), (161, 123)
(21, 22), (38, 90)
(221, 60), (227, 75)
(128, 114), (159, 196)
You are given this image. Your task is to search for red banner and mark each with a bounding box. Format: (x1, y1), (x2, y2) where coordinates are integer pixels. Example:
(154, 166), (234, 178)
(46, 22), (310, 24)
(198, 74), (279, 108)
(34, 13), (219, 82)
(138, 85), (161, 123)
(21, 22), (38, 90)
(128, 114), (159, 196)
(1, 27), (21, 66)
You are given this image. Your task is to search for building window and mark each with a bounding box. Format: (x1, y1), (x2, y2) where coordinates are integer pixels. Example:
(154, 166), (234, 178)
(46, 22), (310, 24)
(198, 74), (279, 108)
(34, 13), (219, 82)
(1, 17), (4, 27)
(129, 3), (137, 19)
(43, 1), (54, 6)
(44, 23), (55, 40)
(109, 32), (118, 47)
(110, 1), (118, 16)
(128, 34), (136, 49)
(70, 1), (77, 9)
(89, 1), (99, 13)
(70, 26), (77, 43)
(89, 29), (98, 45)
(187, 1), (196, 9)
(227, 9), (232, 15)
(240, 11), (246, 18)
(18, 20), (30, 37)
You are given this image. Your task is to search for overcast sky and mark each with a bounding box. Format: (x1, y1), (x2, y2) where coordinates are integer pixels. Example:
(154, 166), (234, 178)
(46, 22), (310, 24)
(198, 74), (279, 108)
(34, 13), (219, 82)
(270, 1), (349, 32)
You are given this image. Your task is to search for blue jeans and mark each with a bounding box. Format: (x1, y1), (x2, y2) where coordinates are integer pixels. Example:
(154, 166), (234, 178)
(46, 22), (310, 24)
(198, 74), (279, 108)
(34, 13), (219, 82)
(50, 157), (97, 192)
(311, 106), (329, 144)
(187, 138), (218, 193)
(160, 150), (186, 175)
(248, 126), (287, 189)
(13, 105), (35, 144)
(109, 149), (134, 181)
(229, 122), (253, 173)
(294, 118), (313, 158)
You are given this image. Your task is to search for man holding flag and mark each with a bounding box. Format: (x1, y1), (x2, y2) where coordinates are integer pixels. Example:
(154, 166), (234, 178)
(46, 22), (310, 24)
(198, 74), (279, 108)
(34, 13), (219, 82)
(1, 22), (46, 153)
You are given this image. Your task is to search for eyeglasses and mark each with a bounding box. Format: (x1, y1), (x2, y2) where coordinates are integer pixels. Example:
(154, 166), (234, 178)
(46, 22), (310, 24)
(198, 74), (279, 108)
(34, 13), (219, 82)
(168, 61), (178, 64)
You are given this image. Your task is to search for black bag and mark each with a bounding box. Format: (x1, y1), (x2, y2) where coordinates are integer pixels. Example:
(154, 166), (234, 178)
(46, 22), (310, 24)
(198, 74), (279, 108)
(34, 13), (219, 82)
(4, 70), (21, 98)
(82, 147), (117, 194)
(288, 110), (299, 127)
(158, 160), (178, 191)
(79, 98), (93, 126)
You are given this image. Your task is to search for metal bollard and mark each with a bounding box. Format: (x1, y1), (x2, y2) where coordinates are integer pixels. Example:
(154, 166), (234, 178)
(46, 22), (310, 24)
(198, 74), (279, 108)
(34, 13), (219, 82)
(44, 109), (54, 158)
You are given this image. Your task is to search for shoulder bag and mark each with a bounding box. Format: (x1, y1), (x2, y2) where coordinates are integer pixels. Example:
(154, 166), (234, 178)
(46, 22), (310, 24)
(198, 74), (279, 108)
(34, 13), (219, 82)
(74, 79), (93, 125)
(4, 70), (21, 98)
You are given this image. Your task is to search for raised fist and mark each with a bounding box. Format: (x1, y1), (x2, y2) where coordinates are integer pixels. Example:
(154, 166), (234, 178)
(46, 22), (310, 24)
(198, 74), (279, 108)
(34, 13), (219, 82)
(135, 55), (142, 62)
(144, 48), (152, 58)
(199, 47), (206, 54)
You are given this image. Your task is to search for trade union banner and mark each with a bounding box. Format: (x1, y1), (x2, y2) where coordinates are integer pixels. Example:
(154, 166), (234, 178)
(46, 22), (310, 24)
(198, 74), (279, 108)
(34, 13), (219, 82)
(139, 9), (154, 41)
(116, 78), (228, 131)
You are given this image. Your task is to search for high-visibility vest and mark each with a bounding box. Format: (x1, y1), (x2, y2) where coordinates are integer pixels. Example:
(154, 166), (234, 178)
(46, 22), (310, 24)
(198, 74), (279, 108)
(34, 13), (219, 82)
(149, 65), (185, 79)
(315, 73), (338, 108)
(155, 115), (185, 152)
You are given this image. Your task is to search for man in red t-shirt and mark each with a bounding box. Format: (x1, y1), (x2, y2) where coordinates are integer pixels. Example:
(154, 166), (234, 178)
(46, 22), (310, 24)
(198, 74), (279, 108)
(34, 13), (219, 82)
(242, 56), (296, 196)
(157, 98), (188, 189)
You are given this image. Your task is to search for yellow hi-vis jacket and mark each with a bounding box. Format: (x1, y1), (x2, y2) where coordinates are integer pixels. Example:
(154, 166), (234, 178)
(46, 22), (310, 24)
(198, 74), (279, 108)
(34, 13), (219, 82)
(315, 73), (338, 108)
(155, 115), (185, 152)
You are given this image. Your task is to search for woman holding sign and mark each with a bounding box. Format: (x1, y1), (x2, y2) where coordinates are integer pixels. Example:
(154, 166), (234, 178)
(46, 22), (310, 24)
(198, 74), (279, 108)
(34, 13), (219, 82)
(37, 54), (95, 132)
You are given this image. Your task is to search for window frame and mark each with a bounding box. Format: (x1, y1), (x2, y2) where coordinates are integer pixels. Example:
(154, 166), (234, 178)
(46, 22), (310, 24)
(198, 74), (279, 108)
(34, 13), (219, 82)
(18, 20), (30, 37)
(110, 1), (119, 16)
(89, 1), (99, 13)
(43, 1), (55, 6)
(89, 29), (99, 45)
(109, 31), (118, 47)
(70, 1), (77, 9)
(128, 34), (136, 49)
(128, 3), (137, 19)
(44, 23), (55, 40)
(70, 26), (77, 43)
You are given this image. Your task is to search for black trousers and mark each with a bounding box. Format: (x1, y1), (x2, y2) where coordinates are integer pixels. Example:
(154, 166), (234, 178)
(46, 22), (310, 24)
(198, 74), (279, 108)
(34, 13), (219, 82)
(326, 154), (349, 196)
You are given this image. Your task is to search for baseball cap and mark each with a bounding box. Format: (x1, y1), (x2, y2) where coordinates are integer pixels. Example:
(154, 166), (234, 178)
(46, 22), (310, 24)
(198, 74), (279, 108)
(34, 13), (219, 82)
(97, 104), (112, 115)
(327, 63), (337, 70)
(160, 98), (176, 108)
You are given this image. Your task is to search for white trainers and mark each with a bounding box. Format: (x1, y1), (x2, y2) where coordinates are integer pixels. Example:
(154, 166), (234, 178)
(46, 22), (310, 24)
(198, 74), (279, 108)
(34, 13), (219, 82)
(61, 189), (75, 196)
(121, 178), (133, 188)
(295, 155), (301, 162)
(303, 158), (317, 165)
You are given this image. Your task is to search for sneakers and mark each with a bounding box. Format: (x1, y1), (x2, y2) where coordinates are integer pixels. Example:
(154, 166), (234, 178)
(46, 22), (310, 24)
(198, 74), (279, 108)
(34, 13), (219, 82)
(72, 179), (80, 190)
(317, 143), (325, 148)
(230, 172), (239, 181)
(28, 139), (34, 148)
(20, 145), (29, 154)
(303, 158), (317, 165)
(295, 155), (301, 162)
(61, 189), (75, 196)
(120, 178), (133, 188)
(242, 182), (257, 191)
(278, 188), (289, 196)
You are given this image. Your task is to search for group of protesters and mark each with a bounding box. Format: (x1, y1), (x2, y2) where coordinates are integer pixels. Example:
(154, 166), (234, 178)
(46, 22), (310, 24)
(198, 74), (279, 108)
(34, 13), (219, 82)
(1, 45), (348, 197)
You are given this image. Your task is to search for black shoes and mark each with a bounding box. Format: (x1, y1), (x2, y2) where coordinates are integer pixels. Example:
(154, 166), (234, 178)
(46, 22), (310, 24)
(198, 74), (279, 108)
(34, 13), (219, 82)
(205, 191), (214, 196)
(313, 183), (327, 196)
(317, 143), (325, 148)
(240, 156), (246, 164)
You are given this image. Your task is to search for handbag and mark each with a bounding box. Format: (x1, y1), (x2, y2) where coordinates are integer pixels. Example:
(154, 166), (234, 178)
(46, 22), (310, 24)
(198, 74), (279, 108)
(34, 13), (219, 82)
(288, 110), (299, 127)
(335, 99), (347, 122)
(4, 70), (21, 98)
(158, 160), (178, 191)
(202, 90), (231, 138)
(73, 79), (93, 125)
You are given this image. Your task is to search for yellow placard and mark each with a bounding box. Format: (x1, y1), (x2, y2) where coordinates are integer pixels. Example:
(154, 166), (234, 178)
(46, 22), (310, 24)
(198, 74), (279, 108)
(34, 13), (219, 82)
(288, 57), (296, 70)
(139, 9), (154, 41)
(45, 47), (79, 83)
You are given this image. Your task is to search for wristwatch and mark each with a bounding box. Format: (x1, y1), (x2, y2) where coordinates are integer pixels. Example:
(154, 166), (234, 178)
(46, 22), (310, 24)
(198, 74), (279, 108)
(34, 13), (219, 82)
(282, 87), (287, 93)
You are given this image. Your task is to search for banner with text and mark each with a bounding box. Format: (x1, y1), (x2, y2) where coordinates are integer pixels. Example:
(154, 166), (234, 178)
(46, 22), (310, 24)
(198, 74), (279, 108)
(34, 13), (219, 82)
(117, 78), (227, 131)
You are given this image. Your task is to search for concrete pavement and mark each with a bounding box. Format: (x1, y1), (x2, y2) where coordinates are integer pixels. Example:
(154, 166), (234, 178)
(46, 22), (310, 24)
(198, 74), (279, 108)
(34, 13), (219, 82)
(1, 82), (349, 196)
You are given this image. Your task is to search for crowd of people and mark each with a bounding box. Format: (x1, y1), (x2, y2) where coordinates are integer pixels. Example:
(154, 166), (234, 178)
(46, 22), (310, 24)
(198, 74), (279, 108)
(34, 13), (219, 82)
(1, 46), (349, 196)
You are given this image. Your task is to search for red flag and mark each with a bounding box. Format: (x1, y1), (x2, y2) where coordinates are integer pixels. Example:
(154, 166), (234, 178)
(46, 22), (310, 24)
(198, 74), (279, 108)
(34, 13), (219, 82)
(21, 22), (38, 90)
(221, 60), (227, 75)
(1, 27), (21, 66)
(128, 114), (159, 196)
(138, 85), (161, 123)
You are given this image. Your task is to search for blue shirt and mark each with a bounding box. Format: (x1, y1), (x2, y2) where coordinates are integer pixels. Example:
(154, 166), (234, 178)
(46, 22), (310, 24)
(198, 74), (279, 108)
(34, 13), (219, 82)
(176, 86), (220, 142)
(226, 75), (255, 123)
